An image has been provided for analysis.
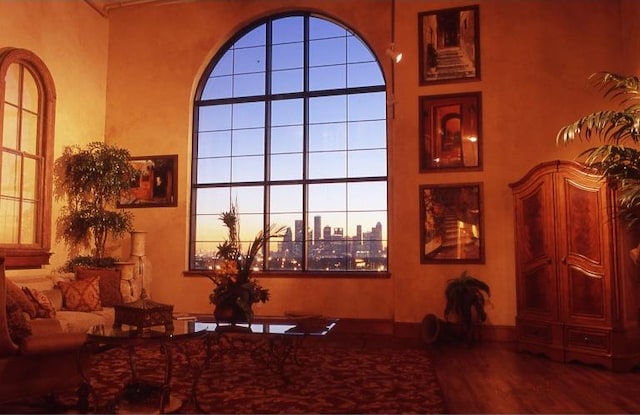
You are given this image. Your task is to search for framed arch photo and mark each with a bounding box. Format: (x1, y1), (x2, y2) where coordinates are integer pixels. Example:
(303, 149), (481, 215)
(418, 5), (480, 85)
(419, 92), (482, 172)
(118, 155), (178, 208)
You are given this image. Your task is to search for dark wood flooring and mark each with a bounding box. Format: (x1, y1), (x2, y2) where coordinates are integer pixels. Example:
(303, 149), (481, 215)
(430, 341), (640, 414)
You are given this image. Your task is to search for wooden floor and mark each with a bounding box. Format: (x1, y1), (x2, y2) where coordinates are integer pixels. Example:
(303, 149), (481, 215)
(429, 341), (640, 414)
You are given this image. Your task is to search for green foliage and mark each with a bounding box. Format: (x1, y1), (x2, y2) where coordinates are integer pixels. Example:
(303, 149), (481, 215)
(59, 255), (118, 273)
(54, 142), (137, 260)
(557, 72), (640, 226)
(207, 204), (286, 322)
(444, 270), (491, 330)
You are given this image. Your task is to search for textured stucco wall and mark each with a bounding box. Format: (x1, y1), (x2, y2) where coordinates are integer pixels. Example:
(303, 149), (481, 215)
(0, 0), (109, 275)
(2, 0), (633, 327)
(103, 0), (632, 325)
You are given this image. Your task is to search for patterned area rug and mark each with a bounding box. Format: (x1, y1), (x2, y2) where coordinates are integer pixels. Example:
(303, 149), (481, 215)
(40, 337), (447, 414)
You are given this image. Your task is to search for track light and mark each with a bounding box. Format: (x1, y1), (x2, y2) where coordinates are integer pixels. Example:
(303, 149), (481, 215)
(385, 44), (403, 63)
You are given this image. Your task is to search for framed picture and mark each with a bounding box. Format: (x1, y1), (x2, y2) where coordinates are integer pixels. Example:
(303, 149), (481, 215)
(418, 5), (480, 85)
(118, 155), (178, 208)
(420, 183), (484, 263)
(419, 92), (481, 171)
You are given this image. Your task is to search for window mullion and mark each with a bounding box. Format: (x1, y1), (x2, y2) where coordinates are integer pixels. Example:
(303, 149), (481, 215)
(264, 20), (273, 271)
(302, 14), (310, 272)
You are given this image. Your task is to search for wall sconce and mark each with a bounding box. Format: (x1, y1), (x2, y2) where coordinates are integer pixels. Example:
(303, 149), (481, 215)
(385, 44), (403, 63)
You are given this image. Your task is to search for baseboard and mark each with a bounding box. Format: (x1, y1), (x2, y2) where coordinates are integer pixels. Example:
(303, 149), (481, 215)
(190, 314), (517, 342)
(333, 318), (516, 342)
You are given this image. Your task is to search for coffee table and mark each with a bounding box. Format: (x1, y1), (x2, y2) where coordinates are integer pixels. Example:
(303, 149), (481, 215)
(80, 320), (206, 414)
(196, 316), (338, 384)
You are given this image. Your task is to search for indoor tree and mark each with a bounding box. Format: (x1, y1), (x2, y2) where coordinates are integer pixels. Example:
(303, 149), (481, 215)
(54, 141), (138, 268)
(557, 72), (640, 226)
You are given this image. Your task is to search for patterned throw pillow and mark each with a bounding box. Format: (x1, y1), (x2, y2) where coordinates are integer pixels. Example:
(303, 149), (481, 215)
(76, 268), (123, 307)
(22, 287), (57, 318)
(6, 279), (37, 318)
(5, 293), (32, 343)
(57, 276), (102, 312)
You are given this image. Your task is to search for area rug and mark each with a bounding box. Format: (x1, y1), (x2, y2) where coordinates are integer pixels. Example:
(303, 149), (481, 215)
(55, 337), (447, 414)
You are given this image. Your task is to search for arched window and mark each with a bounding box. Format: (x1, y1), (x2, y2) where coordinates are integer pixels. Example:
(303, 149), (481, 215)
(0, 48), (55, 268)
(191, 13), (388, 274)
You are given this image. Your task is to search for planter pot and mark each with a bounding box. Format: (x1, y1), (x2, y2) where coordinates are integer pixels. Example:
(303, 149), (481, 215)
(214, 302), (250, 325)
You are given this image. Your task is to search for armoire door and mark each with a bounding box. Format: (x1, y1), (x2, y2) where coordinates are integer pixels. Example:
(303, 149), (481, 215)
(513, 169), (559, 322)
(554, 167), (611, 327)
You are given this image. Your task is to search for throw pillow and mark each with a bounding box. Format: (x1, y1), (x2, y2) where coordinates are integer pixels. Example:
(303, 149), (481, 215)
(57, 276), (102, 312)
(5, 293), (32, 344)
(76, 268), (123, 307)
(6, 279), (37, 319)
(22, 287), (57, 319)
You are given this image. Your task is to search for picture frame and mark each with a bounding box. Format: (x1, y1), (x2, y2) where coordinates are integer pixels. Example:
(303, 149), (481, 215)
(419, 92), (482, 171)
(418, 5), (480, 85)
(420, 183), (484, 263)
(118, 155), (178, 208)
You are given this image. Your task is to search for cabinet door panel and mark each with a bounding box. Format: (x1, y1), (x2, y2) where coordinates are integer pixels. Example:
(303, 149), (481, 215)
(514, 176), (558, 320)
(567, 266), (606, 319)
(523, 265), (555, 315)
(557, 174), (611, 325)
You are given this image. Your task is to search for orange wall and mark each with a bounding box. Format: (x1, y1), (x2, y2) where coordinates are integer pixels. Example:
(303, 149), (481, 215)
(0, 0), (109, 275)
(102, 0), (632, 325)
(1, 0), (634, 327)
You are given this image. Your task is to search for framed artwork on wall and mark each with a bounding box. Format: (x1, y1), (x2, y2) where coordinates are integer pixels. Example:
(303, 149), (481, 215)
(118, 155), (178, 208)
(418, 5), (480, 85)
(420, 183), (484, 263)
(419, 92), (482, 172)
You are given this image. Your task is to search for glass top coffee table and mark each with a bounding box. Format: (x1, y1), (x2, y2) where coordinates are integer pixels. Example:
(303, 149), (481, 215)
(82, 320), (207, 414)
(190, 316), (337, 411)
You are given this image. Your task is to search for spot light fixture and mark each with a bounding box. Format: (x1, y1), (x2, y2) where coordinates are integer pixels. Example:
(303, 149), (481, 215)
(385, 44), (403, 63)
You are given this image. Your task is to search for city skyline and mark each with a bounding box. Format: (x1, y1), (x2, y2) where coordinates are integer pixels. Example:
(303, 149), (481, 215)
(193, 213), (387, 271)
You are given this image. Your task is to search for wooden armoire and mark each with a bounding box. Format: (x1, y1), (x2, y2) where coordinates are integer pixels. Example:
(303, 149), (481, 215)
(510, 160), (640, 371)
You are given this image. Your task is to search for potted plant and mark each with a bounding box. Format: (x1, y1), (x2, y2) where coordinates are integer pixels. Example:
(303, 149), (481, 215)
(557, 72), (640, 227)
(54, 141), (138, 270)
(207, 204), (286, 324)
(444, 270), (491, 343)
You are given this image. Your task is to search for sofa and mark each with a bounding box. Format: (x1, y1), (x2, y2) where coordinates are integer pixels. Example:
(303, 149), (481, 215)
(0, 256), (89, 411)
(1, 259), (142, 410)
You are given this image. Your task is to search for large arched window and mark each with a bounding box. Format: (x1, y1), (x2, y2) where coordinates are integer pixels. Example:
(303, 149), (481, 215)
(191, 13), (388, 274)
(0, 48), (55, 268)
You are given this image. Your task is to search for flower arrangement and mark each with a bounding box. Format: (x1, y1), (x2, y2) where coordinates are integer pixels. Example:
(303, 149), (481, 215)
(207, 204), (285, 323)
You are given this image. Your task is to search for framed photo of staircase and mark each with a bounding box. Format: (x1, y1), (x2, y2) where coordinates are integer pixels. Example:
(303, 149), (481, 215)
(418, 5), (480, 85)
(420, 183), (484, 263)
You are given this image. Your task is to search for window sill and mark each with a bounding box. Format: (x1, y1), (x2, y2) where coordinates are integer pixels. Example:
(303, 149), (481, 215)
(1, 248), (52, 269)
(183, 270), (391, 279)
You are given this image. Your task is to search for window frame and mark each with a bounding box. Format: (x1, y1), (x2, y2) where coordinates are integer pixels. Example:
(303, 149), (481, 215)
(0, 48), (55, 269)
(189, 12), (389, 276)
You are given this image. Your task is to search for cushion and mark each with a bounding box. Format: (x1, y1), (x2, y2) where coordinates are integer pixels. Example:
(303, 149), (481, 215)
(42, 288), (63, 311)
(5, 293), (32, 344)
(76, 268), (123, 307)
(6, 279), (36, 318)
(22, 287), (57, 319)
(57, 276), (102, 312)
(56, 310), (108, 333)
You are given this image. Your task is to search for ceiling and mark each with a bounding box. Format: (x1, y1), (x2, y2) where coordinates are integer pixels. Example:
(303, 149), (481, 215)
(83, 0), (186, 16)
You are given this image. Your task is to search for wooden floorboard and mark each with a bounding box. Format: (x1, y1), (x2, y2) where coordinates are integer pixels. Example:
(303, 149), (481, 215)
(429, 341), (640, 414)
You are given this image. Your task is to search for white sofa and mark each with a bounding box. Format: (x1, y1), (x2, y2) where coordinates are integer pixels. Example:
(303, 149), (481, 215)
(7, 272), (130, 334)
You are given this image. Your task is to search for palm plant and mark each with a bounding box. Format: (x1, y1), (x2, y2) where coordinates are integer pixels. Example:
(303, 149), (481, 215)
(444, 271), (491, 335)
(557, 72), (640, 226)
